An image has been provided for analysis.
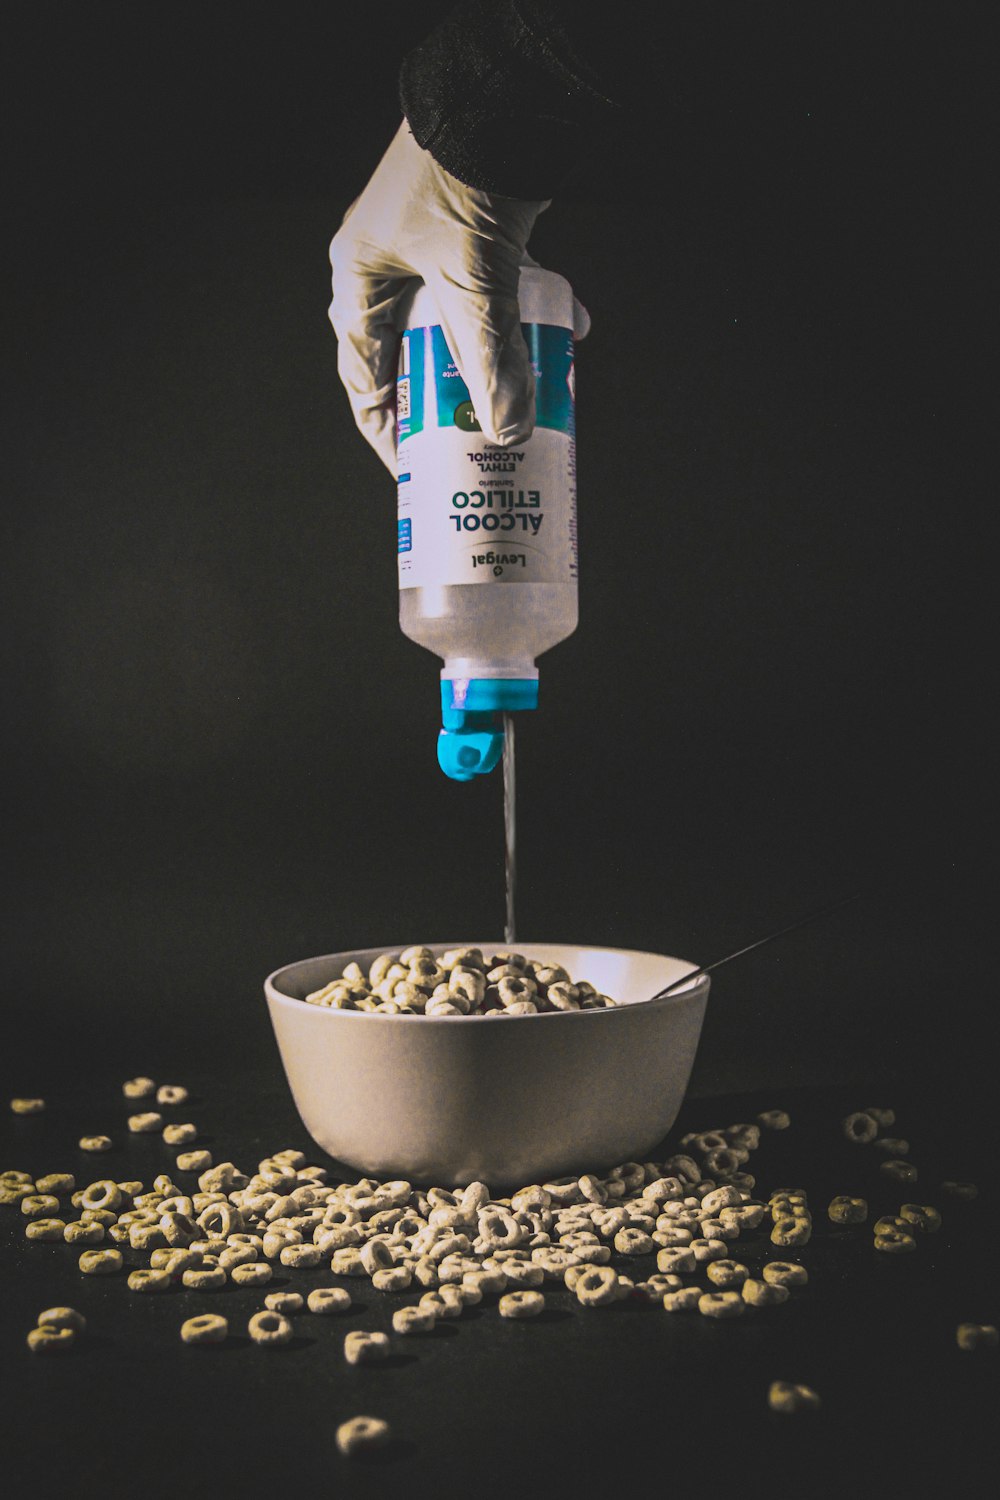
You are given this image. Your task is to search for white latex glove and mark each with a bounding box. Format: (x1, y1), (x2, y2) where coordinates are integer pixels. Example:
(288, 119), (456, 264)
(328, 120), (590, 475)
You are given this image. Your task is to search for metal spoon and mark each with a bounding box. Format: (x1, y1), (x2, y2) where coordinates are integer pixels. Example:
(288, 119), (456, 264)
(647, 889), (865, 1000)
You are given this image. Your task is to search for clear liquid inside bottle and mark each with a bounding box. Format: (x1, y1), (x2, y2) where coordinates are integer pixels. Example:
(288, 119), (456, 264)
(400, 582), (578, 677)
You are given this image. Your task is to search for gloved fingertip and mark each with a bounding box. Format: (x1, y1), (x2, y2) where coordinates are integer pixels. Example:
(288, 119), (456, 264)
(573, 298), (592, 340)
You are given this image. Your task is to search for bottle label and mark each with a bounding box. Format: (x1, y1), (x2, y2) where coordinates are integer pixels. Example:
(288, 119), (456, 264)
(396, 323), (577, 587)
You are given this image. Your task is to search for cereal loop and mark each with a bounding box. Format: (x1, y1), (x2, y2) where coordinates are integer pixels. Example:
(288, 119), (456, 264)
(79, 1136), (113, 1154)
(248, 1311), (293, 1347)
(264, 1292), (304, 1315)
(336, 1416), (391, 1457)
(874, 1228), (916, 1255)
(662, 1287), (703, 1312)
(393, 1305), (437, 1335)
(768, 1381), (821, 1413)
(762, 1261), (808, 1288)
(231, 1263), (273, 1287)
(842, 1112), (878, 1144)
(128, 1269), (171, 1293)
(827, 1196), (868, 1225)
(26, 1218), (66, 1242)
(939, 1181), (977, 1200)
(79, 1249), (123, 1275)
(123, 1077), (156, 1099)
(499, 1290), (546, 1319)
(27, 1325), (75, 1354)
(879, 1160), (918, 1183)
(180, 1314), (227, 1345)
(955, 1324), (998, 1352)
(899, 1203), (941, 1234)
(698, 1291), (745, 1319)
(574, 1266), (619, 1307)
(705, 1259), (749, 1288)
(37, 1307), (86, 1333)
(344, 1330), (391, 1365)
(742, 1278), (790, 1307)
(307, 1287), (352, 1315)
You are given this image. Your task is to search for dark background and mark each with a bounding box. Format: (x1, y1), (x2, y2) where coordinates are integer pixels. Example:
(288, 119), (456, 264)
(1, 2), (991, 1101)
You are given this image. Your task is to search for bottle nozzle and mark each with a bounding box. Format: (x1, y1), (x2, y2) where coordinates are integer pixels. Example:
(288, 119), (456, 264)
(437, 726), (505, 780)
(437, 678), (538, 781)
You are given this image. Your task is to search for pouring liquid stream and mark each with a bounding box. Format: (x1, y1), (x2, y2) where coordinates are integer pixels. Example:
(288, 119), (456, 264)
(503, 712), (516, 944)
(498, 698), (862, 980)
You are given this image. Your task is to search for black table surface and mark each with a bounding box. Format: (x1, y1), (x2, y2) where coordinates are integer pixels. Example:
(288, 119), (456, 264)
(2, 1062), (998, 1499)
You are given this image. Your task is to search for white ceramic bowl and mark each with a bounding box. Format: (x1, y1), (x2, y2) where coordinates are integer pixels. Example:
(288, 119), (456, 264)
(264, 942), (710, 1188)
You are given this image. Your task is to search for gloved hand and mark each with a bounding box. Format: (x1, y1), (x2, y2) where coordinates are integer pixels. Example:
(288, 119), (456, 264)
(328, 120), (590, 475)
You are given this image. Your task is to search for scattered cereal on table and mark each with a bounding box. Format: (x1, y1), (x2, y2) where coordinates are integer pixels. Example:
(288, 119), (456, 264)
(827, 1196), (868, 1224)
(762, 1261), (808, 1288)
(37, 1307), (86, 1333)
(336, 1416), (391, 1457)
(307, 1287), (352, 1314)
(419, 1286), (464, 1319)
(26, 1219), (67, 1241)
(180, 1314), (227, 1345)
(768, 1381), (821, 1413)
(663, 1287), (703, 1312)
(841, 1112), (878, 1144)
(248, 1310), (293, 1347)
(393, 1305), (437, 1335)
(63, 1220), (104, 1244)
(344, 1330), (390, 1364)
(899, 1203), (941, 1234)
(699, 1290), (745, 1319)
(939, 1181), (978, 1200)
(156, 1086), (188, 1106)
(880, 1160), (918, 1184)
(123, 1078), (156, 1100)
(265, 1291), (304, 1315)
(79, 1248), (123, 1275)
(770, 1217), (812, 1247)
(80, 1180), (122, 1211)
(231, 1263), (273, 1287)
(873, 1137), (910, 1157)
(182, 1264), (226, 1290)
(78, 1136), (113, 1153)
(742, 1278), (790, 1307)
(27, 1325), (75, 1354)
(955, 1324), (998, 1352)
(127, 1269), (171, 1293)
(706, 1259), (749, 1288)
(175, 1150), (212, 1173)
(35, 1173), (75, 1196)
(873, 1228), (916, 1254)
(499, 1290), (545, 1318)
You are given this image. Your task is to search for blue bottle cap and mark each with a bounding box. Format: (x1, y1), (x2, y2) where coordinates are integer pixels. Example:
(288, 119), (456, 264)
(437, 679), (539, 780)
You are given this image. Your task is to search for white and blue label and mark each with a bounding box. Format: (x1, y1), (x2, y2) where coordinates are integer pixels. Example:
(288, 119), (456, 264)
(396, 322), (577, 588)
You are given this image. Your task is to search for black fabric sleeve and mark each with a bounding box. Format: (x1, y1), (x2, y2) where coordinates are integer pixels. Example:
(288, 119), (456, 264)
(398, 1), (654, 199)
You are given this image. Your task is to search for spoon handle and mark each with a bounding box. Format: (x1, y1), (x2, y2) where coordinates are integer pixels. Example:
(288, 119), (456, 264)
(649, 890), (866, 1000)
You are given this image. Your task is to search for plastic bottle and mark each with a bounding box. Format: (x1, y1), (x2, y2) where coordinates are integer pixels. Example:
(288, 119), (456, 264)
(396, 266), (579, 780)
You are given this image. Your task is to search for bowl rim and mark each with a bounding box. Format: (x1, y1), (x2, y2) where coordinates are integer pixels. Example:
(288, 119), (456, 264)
(264, 941), (710, 1022)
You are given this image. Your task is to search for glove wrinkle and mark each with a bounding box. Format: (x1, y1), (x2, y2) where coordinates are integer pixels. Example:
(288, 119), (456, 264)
(329, 120), (555, 470)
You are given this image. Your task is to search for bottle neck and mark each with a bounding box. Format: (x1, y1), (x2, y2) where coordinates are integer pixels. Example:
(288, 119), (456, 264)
(441, 660), (538, 682)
